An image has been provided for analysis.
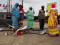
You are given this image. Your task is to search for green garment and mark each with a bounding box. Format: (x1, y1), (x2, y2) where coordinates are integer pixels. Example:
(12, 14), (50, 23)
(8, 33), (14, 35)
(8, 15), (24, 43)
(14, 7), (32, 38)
(25, 10), (34, 28)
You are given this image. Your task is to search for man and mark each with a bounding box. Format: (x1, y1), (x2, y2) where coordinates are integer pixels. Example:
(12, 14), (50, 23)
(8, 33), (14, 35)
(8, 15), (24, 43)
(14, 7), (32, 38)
(38, 6), (46, 35)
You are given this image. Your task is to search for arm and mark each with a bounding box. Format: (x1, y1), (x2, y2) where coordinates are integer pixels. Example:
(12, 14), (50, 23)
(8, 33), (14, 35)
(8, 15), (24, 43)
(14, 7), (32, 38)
(23, 9), (24, 13)
(33, 9), (35, 14)
(55, 10), (58, 19)
(47, 10), (50, 19)
(25, 10), (29, 14)
(11, 8), (15, 14)
(11, 8), (16, 15)
(56, 10), (58, 16)
(24, 10), (29, 17)
(38, 10), (41, 19)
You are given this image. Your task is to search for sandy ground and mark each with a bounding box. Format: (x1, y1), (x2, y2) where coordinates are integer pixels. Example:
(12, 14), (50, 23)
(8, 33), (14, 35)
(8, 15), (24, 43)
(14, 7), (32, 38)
(0, 20), (60, 45)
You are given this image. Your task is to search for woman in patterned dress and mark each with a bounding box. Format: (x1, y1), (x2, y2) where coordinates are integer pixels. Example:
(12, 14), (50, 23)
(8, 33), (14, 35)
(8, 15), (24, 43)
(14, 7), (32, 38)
(11, 3), (19, 28)
(47, 3), (59, 37)
(18, 5), (24, 27)
(25, 7), (35, 28)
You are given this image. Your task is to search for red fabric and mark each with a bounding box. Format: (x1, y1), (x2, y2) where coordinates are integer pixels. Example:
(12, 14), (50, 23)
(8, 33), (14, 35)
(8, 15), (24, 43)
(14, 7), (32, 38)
(17, 30), (23, 35)
(19, 8), (24, 13)
(13, 29), (23, 35)
(51, 3), (55, 8)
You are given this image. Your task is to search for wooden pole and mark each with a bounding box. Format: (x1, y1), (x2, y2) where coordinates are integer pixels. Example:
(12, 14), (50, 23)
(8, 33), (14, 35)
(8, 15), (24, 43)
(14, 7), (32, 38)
(9, 0), (10, 13)
(22, 0), (23, 5)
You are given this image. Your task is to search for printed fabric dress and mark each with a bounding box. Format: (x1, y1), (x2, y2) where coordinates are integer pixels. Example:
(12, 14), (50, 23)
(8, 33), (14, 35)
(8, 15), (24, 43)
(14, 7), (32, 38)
(18, 9), (24, 26)
(25, 10), (34, 28)
(11, 3), (20, 28)
(47, 8), (59, 35)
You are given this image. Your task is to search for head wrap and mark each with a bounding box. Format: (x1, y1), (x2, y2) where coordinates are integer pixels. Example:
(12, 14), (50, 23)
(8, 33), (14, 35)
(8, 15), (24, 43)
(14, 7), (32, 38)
(14, 3), (19, 8)
(51, 3), (55, 8)
(29, 7), (32, 9)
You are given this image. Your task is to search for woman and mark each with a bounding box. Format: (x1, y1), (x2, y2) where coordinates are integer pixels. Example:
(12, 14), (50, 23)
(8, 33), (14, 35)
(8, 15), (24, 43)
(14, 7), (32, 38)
(18, 5), (24, 27)
(25, 7), (35, 28)
(47, 3), (59, 37)
(11, 3), (19, 28)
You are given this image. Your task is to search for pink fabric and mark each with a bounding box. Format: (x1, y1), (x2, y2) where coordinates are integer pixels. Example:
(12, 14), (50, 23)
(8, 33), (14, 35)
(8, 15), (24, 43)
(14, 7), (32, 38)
(49, 33), (59, 36)
(51, 3), (55, 8)
(19, 8), (24, 13)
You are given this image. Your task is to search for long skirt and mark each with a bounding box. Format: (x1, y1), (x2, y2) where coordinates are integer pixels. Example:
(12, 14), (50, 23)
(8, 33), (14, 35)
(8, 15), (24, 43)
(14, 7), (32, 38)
(12, 17), (18, 27)
(18, 13), (24, 26)
(48, 18), (59, 36)
(27, 19), (34, 28)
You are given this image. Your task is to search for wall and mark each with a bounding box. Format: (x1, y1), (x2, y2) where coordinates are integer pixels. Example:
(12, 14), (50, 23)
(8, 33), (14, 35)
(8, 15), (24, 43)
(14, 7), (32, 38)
(0, 0), (60, 16)
(23, 0), (60, 16)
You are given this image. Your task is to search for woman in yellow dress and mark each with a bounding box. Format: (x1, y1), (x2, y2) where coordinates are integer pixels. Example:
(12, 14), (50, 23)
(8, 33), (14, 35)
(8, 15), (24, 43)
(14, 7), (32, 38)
(47, 3), (59, 37)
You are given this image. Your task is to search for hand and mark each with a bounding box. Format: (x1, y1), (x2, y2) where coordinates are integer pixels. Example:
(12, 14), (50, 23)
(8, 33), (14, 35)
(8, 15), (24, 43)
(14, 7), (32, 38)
(11, 13), (13, 15)
(46, 16), (49, 20)
(24, 12), (25, 13)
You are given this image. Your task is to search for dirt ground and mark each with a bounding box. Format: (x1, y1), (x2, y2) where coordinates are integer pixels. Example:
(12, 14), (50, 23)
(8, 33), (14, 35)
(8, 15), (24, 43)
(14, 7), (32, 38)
(0, 20), (60, 45)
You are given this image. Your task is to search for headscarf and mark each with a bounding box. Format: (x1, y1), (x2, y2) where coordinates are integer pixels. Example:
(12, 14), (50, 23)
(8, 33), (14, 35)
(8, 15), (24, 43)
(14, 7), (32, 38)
(11, 3), (19, 14)
(14, 3), (19, 8)
(51, 3), (55, 8)
(29, 6), (32, 10)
